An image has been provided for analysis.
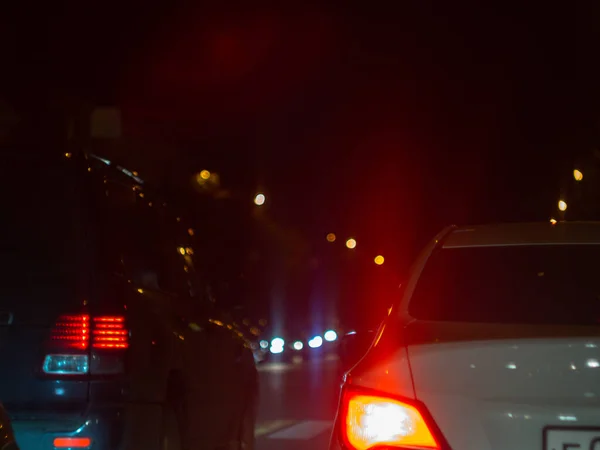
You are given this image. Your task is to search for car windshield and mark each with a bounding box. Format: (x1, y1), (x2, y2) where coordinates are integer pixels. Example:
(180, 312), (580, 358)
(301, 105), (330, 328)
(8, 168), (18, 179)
(408, 245), (600, 326)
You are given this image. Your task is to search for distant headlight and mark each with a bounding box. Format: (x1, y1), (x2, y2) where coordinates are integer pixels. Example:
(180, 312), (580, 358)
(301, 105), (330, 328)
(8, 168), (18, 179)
(324, 330), (338, 342)
(308, 336), (323, 348)
(293, 341), (304, 351)
(271, 337), (285, 347)
(270, 345), (284, 354)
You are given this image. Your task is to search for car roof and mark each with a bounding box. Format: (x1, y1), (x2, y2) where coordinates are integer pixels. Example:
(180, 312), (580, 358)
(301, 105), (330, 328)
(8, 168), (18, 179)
(442, 222), (600, 248)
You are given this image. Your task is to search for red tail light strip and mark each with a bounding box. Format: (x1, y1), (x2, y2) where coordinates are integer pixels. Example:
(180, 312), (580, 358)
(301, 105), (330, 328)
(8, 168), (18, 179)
(51, 315), (90, 350)
(50, 315), (129, 350)
(53, 437), (92, 448)
(93, 316), (129, 349)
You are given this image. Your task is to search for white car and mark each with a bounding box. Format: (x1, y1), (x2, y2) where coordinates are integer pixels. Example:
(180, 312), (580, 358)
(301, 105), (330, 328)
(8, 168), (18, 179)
(331, 222), (600, 450)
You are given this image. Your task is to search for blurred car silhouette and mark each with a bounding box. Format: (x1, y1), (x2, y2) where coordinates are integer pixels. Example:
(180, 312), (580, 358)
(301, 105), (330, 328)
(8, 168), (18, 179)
(0, 150), (257, 450)
(0, 403), (18, 450)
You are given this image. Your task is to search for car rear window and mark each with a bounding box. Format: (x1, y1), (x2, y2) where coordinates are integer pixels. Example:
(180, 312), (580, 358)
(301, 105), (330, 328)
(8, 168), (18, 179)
(408, 245), (600, 325)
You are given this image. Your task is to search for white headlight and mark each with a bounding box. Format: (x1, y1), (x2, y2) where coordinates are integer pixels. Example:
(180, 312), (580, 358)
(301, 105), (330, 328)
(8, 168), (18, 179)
(293, 341), (304, 350)
(270, 346), (284, 354)
(308, 336), (323, 348)
(324, 330), (337, 342)
(271, 337), (285, 347)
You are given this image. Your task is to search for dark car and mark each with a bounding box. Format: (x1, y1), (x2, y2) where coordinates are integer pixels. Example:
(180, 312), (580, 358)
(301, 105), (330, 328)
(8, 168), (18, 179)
(0, 150), (257, 450)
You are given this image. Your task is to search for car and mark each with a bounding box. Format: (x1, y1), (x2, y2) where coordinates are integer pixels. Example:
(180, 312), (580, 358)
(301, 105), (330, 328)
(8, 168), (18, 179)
(331, 222), (600, 450)
(0, 149), (258, 450)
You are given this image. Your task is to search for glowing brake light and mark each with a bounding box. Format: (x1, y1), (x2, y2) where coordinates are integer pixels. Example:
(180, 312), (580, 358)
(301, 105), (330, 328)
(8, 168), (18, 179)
(44, 314), (129, 375)
(53, 437), (92, 448)
(342, 391), (439, 450)
(50, 315), (90, 350)
(93, 316), (129, 349)
(49, 315), (129, 350)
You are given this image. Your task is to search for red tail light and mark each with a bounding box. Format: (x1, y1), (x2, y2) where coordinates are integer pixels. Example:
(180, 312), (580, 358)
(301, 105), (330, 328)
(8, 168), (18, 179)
(340, 386), (442, 450)
(53, 437), (92, 448)
(50, 314), (128, 350)
(93, 316), (129, 349)
(50, 315), (90, 350)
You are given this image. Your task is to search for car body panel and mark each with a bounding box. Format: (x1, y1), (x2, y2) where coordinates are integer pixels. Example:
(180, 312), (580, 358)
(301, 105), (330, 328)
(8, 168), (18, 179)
(407, 323), (600, 450)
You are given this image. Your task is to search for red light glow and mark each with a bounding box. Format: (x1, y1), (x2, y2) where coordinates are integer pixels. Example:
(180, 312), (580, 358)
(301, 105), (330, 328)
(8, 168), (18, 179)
(53, 437), (92, 448)
(93, 316), (129, 349)
(51, 315), (90, 350)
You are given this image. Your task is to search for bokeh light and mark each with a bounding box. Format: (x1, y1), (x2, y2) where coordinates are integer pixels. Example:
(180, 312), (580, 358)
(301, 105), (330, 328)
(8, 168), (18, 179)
(558, 200), (568, 212)
(254, 193), (266, 206)
(374, 255), (385, 265)
(326, 233), (336, 243)
(308, 336), (323, 348)
(324, 330), (338, 342)
(346, 238), (357, 249)
(574, 169), (583, 181)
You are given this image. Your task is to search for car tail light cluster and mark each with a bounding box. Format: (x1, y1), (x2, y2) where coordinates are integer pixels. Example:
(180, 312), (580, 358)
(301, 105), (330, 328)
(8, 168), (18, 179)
(341, 388), (440, 450)
(50, 315), (90, 350)
(93, 316), (128, 349)
(43, 314), (129, 375)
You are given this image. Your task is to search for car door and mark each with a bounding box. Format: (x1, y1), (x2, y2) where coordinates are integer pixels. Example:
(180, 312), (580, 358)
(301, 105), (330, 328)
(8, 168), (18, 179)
(100, 178), (186, 404)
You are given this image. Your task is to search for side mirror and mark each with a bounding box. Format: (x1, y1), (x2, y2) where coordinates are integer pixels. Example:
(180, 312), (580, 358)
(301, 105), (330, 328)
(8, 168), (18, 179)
(339, 330), (376, 372)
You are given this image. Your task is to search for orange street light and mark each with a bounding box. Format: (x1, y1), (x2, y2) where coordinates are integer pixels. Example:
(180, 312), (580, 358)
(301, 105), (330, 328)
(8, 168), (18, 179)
(374, 255), (385, 265)
(326, 233), (336, 243)
(346, 238), (357, 249)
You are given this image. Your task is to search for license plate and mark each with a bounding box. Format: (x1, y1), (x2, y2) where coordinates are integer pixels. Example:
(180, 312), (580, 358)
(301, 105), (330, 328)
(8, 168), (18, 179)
(544, 427), (600, 450)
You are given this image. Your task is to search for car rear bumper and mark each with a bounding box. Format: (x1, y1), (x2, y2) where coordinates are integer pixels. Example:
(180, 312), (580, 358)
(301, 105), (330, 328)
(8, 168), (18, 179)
(11, 403), (162, 450)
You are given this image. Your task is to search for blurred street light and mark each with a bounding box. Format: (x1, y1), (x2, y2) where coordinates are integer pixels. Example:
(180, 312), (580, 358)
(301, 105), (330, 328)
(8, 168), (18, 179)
(326, 233), (336, 243)
(374, 255), (385, 265)
(550, 218), (557, 225)
(346, 238), (357, 249)
(573, 169), (583, 181)
(200, 170), (211, 180)
(558, 200), (568, 212)
(324, 330), (338, 342)
(254, 193), (266, 206)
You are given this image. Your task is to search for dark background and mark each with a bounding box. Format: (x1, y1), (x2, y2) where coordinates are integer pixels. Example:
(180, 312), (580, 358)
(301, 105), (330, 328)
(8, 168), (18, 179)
(1, 2), (599, 330)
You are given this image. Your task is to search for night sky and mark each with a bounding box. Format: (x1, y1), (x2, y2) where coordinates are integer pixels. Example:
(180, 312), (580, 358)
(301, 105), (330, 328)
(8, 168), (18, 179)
(2, 3), (600, 329)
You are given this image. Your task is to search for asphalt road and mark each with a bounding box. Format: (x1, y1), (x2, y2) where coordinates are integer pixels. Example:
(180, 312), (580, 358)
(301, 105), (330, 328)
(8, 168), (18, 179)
(255, 355), (342, 450)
